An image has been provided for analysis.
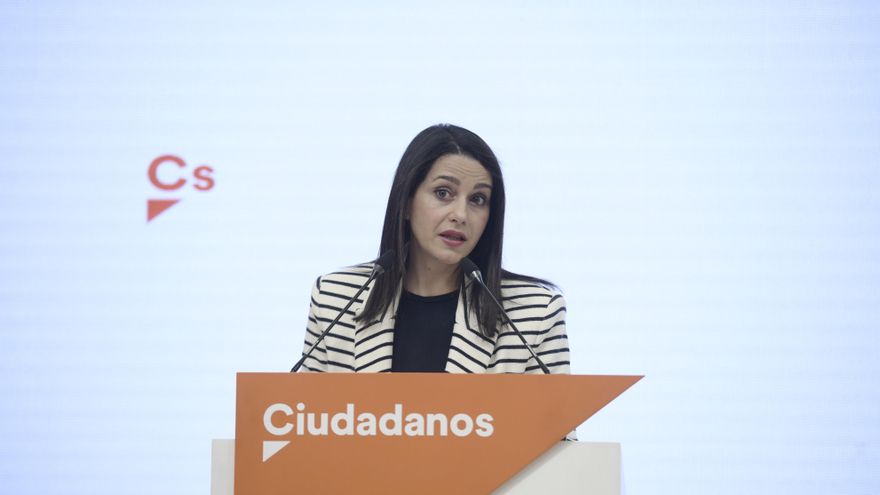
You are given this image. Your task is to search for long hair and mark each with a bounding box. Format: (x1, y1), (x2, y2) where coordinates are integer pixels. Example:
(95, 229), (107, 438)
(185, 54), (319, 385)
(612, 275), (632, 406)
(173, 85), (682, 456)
(357, 123), (550, 338)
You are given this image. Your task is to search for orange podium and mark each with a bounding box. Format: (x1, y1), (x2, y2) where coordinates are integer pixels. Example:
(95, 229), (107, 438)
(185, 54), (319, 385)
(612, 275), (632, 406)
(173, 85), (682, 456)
(221, 372), (641, 495)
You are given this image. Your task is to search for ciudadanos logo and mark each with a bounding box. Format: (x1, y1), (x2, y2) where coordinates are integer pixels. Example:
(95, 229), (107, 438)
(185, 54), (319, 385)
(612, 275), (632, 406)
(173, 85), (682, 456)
(146, 154), (215, 222)
(261, 402), (494, 461)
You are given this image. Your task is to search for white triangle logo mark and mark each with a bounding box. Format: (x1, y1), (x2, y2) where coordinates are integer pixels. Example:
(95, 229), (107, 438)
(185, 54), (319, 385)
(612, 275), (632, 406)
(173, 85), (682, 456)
(262, 440), (291, 462)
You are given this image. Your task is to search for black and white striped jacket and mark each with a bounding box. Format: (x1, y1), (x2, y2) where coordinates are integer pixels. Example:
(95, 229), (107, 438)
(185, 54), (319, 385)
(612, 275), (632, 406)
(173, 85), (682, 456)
(299, 263), (571, 374)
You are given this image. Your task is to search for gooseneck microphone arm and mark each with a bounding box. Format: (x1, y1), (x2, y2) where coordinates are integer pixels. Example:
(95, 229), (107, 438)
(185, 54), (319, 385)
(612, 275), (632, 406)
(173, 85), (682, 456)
(291, 250), (395, 373)
(460, 257), (551, 374)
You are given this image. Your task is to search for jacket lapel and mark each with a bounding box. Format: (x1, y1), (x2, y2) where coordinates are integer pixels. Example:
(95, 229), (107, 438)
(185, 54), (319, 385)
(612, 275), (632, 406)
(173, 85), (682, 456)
(352, 283), (398, 372)
(444, 284), (496, 373)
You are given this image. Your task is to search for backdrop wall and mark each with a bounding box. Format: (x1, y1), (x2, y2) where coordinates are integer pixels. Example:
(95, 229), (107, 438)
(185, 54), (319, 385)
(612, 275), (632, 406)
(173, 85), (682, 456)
(1, 1), (878, 494)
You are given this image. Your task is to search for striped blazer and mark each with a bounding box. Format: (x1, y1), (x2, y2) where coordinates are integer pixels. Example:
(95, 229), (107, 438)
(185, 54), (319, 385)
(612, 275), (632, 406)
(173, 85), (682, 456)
(299, 263), (571, 374)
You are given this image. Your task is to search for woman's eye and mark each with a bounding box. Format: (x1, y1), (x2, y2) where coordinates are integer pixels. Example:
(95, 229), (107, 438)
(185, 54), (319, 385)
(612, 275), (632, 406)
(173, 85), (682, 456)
(435, 188), (452, 200)
(471, 194), (488, 206)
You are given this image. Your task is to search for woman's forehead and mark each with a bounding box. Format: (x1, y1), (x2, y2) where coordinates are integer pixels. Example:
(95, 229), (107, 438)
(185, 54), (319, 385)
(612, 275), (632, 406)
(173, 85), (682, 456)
(427, 154), (492, 185)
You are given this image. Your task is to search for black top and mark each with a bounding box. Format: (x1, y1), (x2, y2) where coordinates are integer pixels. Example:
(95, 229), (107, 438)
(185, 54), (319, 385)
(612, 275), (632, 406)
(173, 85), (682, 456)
(391, 288), (459, 372)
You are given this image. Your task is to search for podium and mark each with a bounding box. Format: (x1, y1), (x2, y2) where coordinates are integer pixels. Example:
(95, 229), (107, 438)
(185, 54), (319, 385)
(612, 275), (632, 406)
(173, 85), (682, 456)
(215, 372), (639, 494)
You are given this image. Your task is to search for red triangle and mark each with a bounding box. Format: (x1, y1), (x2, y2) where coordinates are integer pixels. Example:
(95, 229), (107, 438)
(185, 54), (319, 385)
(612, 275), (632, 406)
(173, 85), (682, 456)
(147, 199), (180, 222)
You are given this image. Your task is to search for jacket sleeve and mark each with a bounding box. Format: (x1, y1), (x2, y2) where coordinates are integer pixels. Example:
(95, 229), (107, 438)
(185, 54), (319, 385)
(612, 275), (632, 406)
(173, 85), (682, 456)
(299, 276), (328, 372)
(538, 291), (577, 441)
(534, 291), (570, 375)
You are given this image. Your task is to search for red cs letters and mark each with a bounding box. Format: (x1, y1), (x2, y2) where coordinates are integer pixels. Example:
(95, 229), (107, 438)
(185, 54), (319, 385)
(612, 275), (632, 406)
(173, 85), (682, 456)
(148, 154), (215, 191)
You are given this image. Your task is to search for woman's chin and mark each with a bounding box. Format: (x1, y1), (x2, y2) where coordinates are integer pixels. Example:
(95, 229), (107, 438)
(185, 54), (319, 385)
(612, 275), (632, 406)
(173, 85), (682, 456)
(413, 243), (473, 267)
(434, 250), (467, 266)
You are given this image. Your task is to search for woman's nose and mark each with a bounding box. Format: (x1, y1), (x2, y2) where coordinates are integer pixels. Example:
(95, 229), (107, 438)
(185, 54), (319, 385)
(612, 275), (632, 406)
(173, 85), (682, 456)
(449, 197), (468, 224)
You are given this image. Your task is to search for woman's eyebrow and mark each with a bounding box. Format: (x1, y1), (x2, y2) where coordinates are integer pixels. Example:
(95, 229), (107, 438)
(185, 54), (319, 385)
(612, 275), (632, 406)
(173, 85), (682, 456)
(432, 175), (493, 189)
(432, 175), (461, 185)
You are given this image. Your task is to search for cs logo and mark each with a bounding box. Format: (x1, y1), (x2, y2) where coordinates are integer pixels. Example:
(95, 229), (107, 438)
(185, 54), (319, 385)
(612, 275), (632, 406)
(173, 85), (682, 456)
(146, 154), (215, 222)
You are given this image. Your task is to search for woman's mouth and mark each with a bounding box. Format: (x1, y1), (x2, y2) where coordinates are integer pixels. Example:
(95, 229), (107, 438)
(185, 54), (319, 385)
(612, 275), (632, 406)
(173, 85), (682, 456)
(439, 231), (466, 247)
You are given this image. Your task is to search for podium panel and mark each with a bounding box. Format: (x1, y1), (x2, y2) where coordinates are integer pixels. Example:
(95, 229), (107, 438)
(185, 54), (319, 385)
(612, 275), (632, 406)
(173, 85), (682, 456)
(217, 372), (640, 493)
(231, 373), (639, 494)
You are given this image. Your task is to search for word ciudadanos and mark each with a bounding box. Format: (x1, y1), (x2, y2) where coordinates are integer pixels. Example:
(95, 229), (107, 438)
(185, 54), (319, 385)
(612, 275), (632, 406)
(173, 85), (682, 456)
(264, 402), (495, 438)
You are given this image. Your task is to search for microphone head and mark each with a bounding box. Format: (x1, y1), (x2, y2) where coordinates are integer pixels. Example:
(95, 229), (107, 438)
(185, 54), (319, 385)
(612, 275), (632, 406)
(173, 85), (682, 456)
(372, 250), (396, 276)
(460, 257), (483, 283)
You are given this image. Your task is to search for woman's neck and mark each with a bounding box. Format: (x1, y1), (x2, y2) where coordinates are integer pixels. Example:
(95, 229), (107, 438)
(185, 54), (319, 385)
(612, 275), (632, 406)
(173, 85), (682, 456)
(404, 252), (461, 296)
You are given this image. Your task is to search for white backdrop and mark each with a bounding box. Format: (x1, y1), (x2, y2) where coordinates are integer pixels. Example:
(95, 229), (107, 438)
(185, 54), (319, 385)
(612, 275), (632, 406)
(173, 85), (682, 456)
(1, 1), (878, 494)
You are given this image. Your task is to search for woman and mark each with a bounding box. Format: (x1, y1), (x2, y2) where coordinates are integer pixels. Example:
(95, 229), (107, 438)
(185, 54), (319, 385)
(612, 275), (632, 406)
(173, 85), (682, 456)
(300, 124), (570, 374)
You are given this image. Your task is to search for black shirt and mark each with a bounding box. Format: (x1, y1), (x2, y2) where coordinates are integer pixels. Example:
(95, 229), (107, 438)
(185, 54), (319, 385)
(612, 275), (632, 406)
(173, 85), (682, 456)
(391, 289), (459, 372)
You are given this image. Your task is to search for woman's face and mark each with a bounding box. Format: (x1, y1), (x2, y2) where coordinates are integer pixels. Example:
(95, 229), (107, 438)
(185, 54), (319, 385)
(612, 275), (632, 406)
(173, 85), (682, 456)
(407, 154), (493, 268)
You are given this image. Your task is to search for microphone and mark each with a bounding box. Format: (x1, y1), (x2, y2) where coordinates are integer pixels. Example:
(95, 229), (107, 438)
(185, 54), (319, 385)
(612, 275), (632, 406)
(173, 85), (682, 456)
(291, 250), (395, 372)
(460, 257), (551, 374)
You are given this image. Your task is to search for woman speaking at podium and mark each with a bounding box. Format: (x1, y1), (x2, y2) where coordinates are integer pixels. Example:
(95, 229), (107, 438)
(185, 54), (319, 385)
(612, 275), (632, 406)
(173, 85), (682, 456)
(297, 124), (570, 375)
